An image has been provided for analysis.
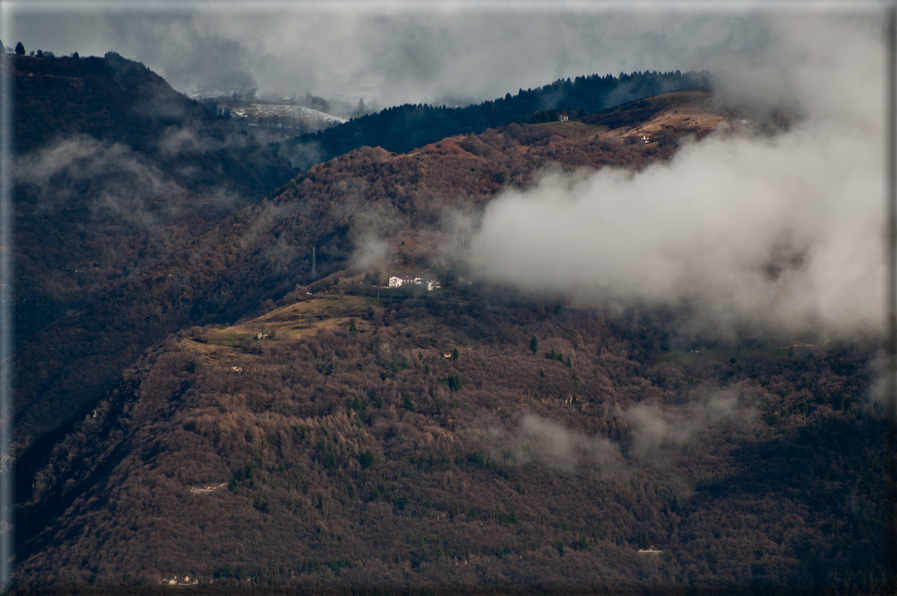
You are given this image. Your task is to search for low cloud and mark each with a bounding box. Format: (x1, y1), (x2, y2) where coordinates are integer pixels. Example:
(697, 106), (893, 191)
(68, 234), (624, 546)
(623, 391), (754, 464)
(351, 234), (390, 272)
(466, 391), (754, 473)
(281, 141), (325, 173)
(15, 133), (245, 231)
(16, 8), (798, 110)
(465, 413), (624, 474)
(16, 135), (187, 230)
(464, 16), (883, 340)
(101, 15), (260, 95)
(156, 125), (247, 158)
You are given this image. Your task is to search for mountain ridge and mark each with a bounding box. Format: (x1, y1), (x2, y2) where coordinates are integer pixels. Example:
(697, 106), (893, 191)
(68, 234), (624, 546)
(278, 70), (710, 169)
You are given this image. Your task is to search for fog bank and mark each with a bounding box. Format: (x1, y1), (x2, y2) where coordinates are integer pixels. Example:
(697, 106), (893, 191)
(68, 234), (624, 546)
(466, 16), (884, 339)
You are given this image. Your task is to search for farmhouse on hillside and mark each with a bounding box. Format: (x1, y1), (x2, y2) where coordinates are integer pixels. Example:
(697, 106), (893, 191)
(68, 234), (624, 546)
(388, 275), (419, 288)
(388, 275), (442, 291)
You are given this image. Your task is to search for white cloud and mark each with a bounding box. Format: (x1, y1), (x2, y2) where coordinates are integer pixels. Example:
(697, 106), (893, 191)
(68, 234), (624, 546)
(465, 412), (624, 473)
(465, 15), (884, 339)
(14, 7), (788, 108)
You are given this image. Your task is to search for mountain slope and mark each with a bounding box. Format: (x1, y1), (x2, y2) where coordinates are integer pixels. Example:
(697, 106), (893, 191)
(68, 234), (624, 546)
(280, 70), (709, 169)
(14, 291), (887, 591)
(14, 89), (729, 495)
(11, 51), (298, 511)
(11, 52), (296, 345)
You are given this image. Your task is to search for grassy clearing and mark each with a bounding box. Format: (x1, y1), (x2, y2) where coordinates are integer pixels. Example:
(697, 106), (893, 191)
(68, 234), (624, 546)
(187, 295), (383, 352)
(545, 121), (606, 138)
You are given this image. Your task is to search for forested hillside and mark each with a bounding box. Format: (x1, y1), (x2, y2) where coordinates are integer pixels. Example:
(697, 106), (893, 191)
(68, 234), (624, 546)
(14, 90), (725, 465)
(10, 51), (296, 458)
(279, 70), (709, 169)
(10, 52), (296, 345)
(12, 56), (891, 594)
(14, 288), (888, 592)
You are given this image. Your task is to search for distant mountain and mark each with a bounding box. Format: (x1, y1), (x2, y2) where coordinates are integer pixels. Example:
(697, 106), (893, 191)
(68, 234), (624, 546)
(279, 70), (709, 169)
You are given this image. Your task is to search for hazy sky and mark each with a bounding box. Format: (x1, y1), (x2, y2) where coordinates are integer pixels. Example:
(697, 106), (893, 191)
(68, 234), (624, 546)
(3, 2), (854, 108)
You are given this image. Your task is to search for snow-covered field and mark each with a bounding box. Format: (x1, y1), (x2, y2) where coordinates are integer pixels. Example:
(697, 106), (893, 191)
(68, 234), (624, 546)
(229, 104), (346, 131)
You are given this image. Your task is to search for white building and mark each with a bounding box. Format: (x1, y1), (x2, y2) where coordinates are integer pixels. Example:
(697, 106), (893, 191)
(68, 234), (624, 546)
(388, 276), (415, 288)
(389, 275), (441, 291)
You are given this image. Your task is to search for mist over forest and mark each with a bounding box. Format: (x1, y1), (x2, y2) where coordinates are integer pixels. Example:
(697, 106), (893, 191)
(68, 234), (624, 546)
(4, 7), (895, 595)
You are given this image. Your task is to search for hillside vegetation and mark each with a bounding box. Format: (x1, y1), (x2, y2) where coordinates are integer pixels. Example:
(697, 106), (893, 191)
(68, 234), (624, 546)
(12, 59), (887, 594)
(14, 87), (727, 459)
(279, 70), (709, 169)
(14, 289), (888, 592)
(11, 51), (295, 456)
(10, 52), (296, 344)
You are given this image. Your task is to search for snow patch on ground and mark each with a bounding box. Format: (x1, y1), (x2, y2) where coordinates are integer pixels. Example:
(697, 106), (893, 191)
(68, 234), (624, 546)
(229, 103), (346, 128)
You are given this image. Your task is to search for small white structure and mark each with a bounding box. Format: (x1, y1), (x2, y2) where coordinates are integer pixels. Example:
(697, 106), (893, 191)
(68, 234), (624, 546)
(641, 134), (649, 143)
(389, 275), (429, 288)
(428, 280), (441, 291)
(162, 575), (199, 586)
(389, 275), (415, 288)
(558, 114), (568, 122)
